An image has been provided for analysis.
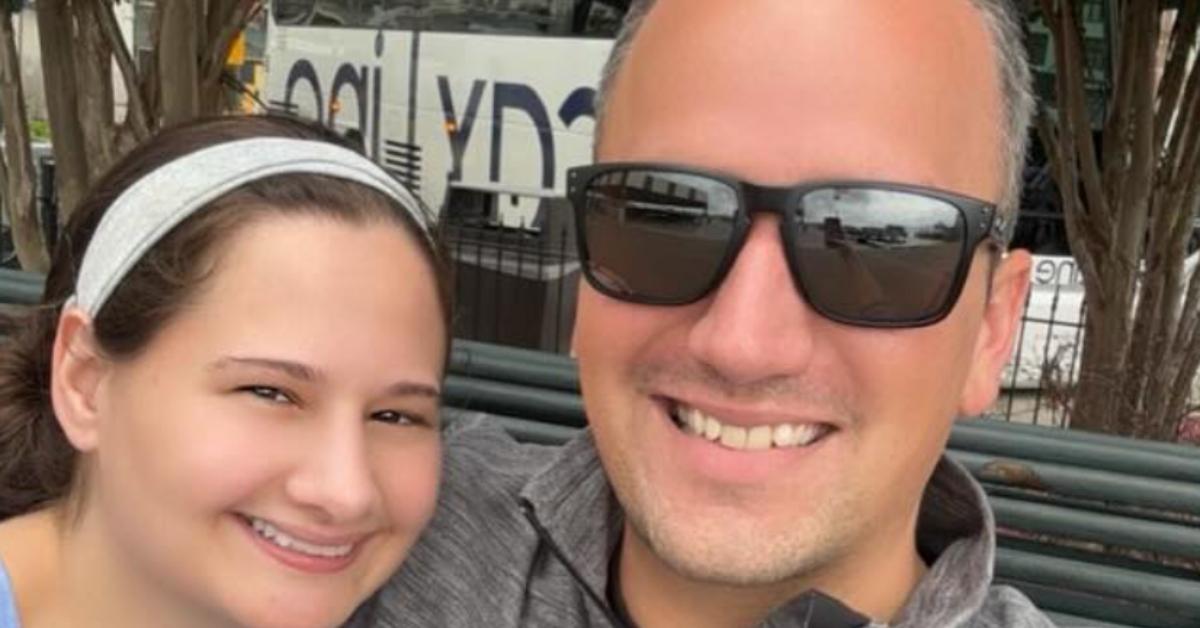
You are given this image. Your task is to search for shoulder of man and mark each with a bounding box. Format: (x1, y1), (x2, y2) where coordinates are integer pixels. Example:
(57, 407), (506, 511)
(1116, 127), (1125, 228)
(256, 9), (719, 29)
(965, 584), (1060, 628)
(357, 413), (573, 627)
(440, 411), (564, 487)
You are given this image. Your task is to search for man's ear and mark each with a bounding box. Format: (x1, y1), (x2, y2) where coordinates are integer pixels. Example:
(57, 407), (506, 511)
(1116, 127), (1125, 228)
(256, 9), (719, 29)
(959, 249), (1031, 416)
(50, 307), (110, 452)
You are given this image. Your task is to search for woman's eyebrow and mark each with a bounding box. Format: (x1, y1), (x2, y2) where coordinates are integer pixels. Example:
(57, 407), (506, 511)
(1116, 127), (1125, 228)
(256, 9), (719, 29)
(209, 356), (322, 382)
(209, 357), (440, 398)
(384, 382), (441, 399)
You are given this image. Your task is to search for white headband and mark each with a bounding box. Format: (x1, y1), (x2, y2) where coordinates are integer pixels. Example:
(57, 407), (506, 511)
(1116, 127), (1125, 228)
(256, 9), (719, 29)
(72, 137), (431, 317)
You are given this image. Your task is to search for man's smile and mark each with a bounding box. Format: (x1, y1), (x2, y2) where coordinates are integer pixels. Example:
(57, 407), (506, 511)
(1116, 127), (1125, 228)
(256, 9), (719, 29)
(667, 401), (836, 451)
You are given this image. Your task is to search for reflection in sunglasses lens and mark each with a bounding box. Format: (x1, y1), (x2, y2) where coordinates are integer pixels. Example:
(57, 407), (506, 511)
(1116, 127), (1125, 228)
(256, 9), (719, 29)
(794, 188), (964, 323)
(582, 170), (738, 303)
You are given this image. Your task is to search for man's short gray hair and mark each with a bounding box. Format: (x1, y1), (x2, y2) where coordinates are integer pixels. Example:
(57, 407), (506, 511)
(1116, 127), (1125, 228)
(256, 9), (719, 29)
(593, 0), (1035, 223)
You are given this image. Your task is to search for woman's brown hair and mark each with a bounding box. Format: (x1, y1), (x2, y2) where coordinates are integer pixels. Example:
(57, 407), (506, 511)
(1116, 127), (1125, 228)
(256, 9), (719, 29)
(0, 115), (451, 520)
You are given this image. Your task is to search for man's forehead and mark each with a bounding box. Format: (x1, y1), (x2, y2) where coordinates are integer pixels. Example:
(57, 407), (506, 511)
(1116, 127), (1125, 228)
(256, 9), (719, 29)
(628, 0), (994, 63)
(598, 0), (1004, 199)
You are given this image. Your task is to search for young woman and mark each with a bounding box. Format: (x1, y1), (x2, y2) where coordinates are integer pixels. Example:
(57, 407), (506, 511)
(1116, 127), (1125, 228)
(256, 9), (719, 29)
(0, 115), (451, 627)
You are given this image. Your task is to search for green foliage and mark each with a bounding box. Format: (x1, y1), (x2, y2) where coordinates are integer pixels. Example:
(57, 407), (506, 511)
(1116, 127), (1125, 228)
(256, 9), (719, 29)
(28, 119), (49, 141)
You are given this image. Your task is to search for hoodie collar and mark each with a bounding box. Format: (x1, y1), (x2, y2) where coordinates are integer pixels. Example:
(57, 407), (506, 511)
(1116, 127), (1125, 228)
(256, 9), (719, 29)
(520, 429), (623, 601)
(519, 431), (994, 627)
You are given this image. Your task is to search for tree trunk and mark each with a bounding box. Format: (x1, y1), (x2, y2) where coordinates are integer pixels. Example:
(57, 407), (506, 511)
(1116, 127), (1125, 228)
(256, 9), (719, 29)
(159, 0), (201, 127)
(73, 2), (118, 185)
(0, 7), (47, 272)
(36, 0), (90, 219)
(1071, 289), (1133, 433)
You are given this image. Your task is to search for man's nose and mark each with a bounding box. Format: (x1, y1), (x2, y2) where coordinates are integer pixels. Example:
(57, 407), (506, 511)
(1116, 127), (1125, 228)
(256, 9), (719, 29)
(284, 412), (378, 524)
(686, 215), (820, 384)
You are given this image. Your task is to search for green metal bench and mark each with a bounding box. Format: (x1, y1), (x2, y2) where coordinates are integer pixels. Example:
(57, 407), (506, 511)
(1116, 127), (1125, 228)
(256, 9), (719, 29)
(0, 268), (41, 306)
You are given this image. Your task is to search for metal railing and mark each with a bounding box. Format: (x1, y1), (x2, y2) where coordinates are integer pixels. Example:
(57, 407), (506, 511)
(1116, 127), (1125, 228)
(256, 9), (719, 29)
(1001, 281), (1087, 427)
(444, 218), (579, 354)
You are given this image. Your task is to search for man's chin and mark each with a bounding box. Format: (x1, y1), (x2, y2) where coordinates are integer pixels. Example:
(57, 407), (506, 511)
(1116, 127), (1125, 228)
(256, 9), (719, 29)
(624, 499), (841, 588)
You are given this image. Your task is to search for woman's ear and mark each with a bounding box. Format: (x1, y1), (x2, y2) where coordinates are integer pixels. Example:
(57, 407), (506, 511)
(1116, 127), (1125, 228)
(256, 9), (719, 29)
(50, 308), (110, 452)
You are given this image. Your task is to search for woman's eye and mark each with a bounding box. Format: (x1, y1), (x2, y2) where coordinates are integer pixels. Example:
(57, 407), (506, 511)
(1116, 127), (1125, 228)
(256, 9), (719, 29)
(371, 410), (422, 426)
(240, 386), (293, 405)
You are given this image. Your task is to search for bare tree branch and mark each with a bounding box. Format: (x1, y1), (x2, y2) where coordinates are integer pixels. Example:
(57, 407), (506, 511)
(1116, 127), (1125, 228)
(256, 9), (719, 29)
(0, 5), (48, 271)
(1037, 108), (1106, 290)
(1160, 56), (1200, 324)
(136, 4), (168, 124)
(1103, 0), (1141, 193)
(201, 0), (263, 110)
(1054, 0), (1113, 234)
(206, 0), (242, 53)
(1165, 51), (1200, 182)
(1108, 4), (1162, 431)
(1154, 0), (1198, 158)
(96, 0), (152, 141)
(1112, 4), (1159, 278)
(1038, 0), (1117, 310)
(37, 0), (90, 217)
(1166, 336), (1200, 435)
(159, 0), (201, 125)
(1173, 171), (1200, 369)
(1154, 178), (1193, 355)
(73, 1), (118, 184)
(1171, 234), (1200, 417)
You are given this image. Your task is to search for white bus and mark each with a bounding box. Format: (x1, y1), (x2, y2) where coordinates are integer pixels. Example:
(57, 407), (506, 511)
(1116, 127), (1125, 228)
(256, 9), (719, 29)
(265, 0), (627, 227)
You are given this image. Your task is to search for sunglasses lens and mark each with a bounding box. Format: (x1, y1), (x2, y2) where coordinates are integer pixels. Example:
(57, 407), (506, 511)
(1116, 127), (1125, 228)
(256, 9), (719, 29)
(793, 188), (966, 324)
(578, 169), (739, 303)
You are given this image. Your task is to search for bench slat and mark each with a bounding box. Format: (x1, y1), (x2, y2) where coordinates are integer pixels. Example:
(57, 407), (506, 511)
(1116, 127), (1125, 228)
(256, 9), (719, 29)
(951, 451), (1200, 516)
(1010, 581), (1195, 628)
(996, 548), (1200, 617)
(991, 496), (1200, 561)
(952, 421), (1200, 483)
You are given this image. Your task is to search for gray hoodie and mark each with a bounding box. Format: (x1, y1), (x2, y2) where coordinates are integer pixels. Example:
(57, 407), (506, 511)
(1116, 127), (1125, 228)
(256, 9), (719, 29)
(356, 415), (1059, 627)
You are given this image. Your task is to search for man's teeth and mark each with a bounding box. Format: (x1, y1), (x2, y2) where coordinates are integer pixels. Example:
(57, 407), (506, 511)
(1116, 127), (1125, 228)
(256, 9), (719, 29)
(249, 517), (354, 558)
(678, 406), (826, 450)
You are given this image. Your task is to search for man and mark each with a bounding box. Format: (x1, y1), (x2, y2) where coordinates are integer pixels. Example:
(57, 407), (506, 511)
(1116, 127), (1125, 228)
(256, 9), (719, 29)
(368, 0), (1055, 626)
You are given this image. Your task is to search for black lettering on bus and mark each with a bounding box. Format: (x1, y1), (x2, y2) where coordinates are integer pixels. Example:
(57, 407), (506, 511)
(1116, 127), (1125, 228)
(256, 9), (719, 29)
(284, 60), (323, 123)
(1033, 257), (1081, 285)
(558, 86), (596, 127)
(330, 63), (369, 138)
(1033, 258), (1056, 285)
(372, 66), (383, 159)
(491, 82), (555, 189)
(437, 76), (487, 182)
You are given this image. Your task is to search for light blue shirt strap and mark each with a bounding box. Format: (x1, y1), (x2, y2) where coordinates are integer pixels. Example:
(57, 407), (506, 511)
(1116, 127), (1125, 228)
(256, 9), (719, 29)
(0, 560), (19, 628)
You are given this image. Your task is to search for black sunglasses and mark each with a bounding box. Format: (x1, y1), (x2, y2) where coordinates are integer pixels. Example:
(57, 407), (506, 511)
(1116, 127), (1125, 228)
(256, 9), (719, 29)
(567, 163), (1012, 328)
